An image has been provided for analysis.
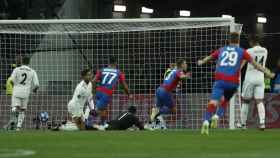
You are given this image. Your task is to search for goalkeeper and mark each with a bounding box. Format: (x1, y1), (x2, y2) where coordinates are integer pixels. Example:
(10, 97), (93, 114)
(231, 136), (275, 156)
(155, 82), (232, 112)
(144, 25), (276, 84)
(93, 106), (144, 130)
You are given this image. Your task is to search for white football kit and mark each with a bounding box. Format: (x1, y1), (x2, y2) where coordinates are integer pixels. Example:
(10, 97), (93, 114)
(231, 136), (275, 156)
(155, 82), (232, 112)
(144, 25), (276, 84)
(11, 65), (39, 109)
(242, 46), (268, 99)
(68, 80), (92, 118)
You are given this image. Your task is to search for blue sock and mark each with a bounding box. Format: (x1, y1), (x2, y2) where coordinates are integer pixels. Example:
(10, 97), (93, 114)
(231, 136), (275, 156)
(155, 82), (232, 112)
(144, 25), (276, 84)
(217, 107), (225, 118)
(159, 106), (170, 114)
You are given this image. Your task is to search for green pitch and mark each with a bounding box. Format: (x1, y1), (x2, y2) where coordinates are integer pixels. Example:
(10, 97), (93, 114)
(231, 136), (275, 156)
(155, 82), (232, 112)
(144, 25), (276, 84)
(1, 129), (280, 158)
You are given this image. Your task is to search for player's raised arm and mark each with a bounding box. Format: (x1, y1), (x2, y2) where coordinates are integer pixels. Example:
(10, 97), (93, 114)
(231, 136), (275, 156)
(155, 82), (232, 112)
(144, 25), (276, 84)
(197, 50), (219, 66)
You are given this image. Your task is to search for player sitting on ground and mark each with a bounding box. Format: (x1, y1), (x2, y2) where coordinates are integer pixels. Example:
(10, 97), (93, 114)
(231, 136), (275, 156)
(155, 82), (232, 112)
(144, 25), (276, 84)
(91, 57), (130, 125)
(149, 59), (190, 129)
(93, 106), (144, 131)
(241, 35), (268, 130)
(198, 32), (274, 135)
(8, 56), (39, 131)
(67, 69), (93, 130)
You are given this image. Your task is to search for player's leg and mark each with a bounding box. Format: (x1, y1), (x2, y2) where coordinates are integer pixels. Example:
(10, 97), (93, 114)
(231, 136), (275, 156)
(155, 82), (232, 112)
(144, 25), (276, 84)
(94, 92), (111, 125)
(67, 101), (85, 130)
(201, 81), (222, 135)
(5, 96), (19, 130)
(150, 88), (162, 122)
(255, 83), (265, 130)
(241, 82), (253, 129)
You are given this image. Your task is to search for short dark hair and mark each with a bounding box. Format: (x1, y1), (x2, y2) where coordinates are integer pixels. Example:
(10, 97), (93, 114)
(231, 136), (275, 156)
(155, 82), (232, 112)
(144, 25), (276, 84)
(109, 56), (117, 65)
(249, 34), (261, 44)
(22, 56), (30, 65)
(176, 59), (186, 68)
(229, 32), (240, 44)
(128, 106), (136, 114)
(81, 69), (91, 77)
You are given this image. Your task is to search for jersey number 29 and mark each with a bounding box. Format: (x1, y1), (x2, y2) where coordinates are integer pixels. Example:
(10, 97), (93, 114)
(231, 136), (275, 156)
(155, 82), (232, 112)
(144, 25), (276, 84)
(220, 51), (238, 66)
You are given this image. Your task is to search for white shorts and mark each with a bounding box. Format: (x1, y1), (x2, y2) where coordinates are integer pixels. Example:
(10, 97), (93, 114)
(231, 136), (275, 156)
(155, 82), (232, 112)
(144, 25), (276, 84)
(12, 96), (29, 109)
(242, 81), (265, 99)
(67, 100), (84, 119)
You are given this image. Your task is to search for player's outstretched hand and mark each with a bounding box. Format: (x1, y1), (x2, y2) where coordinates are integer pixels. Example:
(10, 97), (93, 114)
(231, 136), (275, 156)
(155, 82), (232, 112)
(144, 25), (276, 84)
(197, 60), (203, 66)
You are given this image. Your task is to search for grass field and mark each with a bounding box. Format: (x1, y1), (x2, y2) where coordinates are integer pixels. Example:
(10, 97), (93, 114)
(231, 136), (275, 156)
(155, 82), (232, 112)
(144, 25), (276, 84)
(1, 129), (280, 158)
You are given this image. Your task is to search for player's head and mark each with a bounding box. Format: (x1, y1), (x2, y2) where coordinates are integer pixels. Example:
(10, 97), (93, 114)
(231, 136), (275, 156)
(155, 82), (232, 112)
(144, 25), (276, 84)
(22, 56), (30, 65)
(128, 106), (137, 114)
(229, 32), (240, 44)
(249, 34), (261, 47)
(176, 59), (187, 71)
(169, 63), (176, 69)
(109, 56), (117, 67)
(81, 69), (92, 82)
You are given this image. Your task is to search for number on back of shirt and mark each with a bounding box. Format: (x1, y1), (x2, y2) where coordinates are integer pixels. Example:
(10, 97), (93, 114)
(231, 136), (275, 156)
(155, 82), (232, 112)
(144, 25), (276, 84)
(165, 70), (176, 80)
(220, 51), (238, 66)
(255, 56), (265, 65)
(101, 72), (117, 84)
(20, 73), (27, 85)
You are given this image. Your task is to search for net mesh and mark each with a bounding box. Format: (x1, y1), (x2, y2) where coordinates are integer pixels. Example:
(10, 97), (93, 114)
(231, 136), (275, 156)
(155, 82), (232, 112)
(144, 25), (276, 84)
(0, 18), (237, 129)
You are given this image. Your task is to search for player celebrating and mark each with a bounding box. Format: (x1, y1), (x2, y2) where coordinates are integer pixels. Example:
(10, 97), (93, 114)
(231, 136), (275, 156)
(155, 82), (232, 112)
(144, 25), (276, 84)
(197, 32), (274, 135)
(150, 59), (190, 129)
(67, 69), (93, 130)
(9, 56), (39, 131)
(91, 57), (130, 125)
(241, 35), (268, 130)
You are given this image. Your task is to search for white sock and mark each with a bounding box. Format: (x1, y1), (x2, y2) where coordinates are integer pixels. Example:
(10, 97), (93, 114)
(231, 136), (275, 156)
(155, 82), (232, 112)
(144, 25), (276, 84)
(241, 103), (249, 126)
(257, 102), (265, 125)
(17, 111), (25, 128)
(157, 115), (166, 127)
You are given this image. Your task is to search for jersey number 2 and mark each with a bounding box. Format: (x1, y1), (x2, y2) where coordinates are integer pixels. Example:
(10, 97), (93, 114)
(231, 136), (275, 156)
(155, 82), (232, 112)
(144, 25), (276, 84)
(20, 73), (27, 85)
(220, 51), (238, 66)
(102, 72), (117, 84)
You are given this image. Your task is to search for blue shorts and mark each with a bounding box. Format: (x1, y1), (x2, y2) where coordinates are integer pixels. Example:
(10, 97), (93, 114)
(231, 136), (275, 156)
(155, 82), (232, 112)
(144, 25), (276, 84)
(95, 91), (111, 110)
(211, 80), (238, 101)
(156, 87), (174, 109)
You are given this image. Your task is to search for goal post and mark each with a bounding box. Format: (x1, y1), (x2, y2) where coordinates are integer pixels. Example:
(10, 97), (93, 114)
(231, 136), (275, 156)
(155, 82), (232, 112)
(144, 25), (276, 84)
(0, 18), (242, 129)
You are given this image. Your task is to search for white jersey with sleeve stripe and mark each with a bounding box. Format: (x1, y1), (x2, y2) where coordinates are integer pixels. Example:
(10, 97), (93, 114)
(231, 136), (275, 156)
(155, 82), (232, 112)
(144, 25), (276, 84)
(244, 45), (268, 82)
(67, 80), (92, 118)
(11, 65), (39, 98)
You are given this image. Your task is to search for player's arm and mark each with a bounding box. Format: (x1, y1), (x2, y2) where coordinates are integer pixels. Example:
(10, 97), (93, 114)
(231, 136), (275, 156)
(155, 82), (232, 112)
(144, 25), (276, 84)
(197, 50), (219, 66)
(10, 69), (17, 86)
(250, 60), (275, 78)
(178, 71), (191, 80)
(241, 60), (247, 69)
(119, 72), (130, 97)
(91, 70), (101, 94)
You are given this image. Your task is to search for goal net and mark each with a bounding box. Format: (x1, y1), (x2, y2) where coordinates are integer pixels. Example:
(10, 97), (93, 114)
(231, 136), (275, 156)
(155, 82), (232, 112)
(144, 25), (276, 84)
(0, 18), (241, 129)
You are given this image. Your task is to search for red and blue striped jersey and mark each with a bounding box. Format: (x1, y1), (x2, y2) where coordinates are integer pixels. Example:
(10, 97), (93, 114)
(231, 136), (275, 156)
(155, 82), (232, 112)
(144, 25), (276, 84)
(211, 45), (252, 84)
(95, 67), (125, 96)
(161, 69), (185, 92)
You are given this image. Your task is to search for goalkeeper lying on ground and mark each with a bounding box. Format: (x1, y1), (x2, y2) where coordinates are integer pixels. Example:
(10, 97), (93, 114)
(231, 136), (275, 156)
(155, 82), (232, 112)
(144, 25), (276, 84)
(93, 106), (144, 131)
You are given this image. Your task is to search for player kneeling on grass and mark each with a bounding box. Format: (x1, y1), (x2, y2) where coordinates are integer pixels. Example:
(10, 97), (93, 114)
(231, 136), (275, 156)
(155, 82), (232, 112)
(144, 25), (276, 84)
(197, 32), (275, 135)
(149, 59), (190, 130)
(241, 35), (268, 130)
(93, 106), (144, 131)
(6, 56), (39, 131)
(90, 57), (131, 125)
(66, 69), (93, 130)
